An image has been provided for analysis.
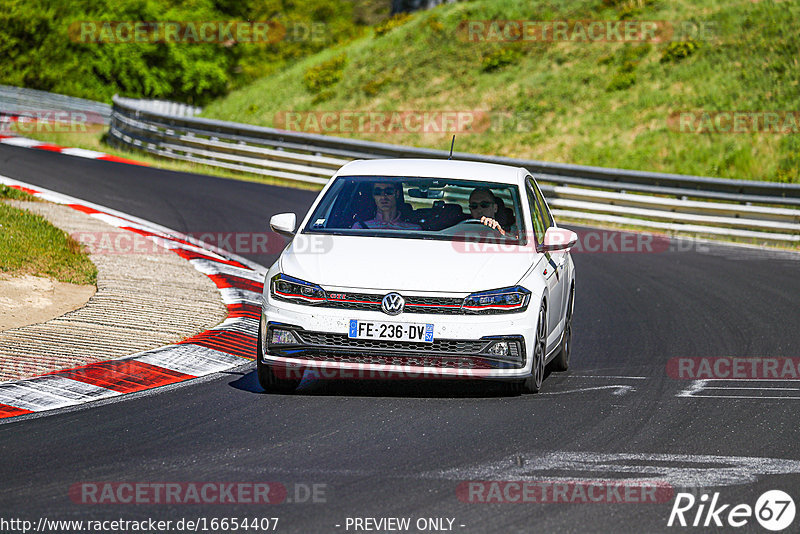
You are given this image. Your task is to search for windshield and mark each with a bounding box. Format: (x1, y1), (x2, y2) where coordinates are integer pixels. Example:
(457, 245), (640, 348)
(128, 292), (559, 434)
(302, 175), (525, 243)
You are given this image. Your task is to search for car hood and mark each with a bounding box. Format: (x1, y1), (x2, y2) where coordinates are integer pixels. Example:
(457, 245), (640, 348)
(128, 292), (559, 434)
(280, 235), (538, 293)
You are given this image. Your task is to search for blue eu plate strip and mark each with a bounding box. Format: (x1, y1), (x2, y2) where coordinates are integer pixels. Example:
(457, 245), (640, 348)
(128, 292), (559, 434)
(349, 319), (358, 338)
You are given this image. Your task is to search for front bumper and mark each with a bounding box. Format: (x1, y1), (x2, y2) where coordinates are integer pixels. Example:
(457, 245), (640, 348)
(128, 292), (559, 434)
(261, 295), (537, 379)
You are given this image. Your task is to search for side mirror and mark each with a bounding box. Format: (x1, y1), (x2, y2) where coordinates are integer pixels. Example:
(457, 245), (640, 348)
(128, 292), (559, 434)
(270, 213), (297, 238)
(538, 227), (578, 253)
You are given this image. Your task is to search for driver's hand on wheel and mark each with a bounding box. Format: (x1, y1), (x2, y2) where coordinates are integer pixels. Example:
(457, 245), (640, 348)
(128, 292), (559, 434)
(479, 216), (506, 235)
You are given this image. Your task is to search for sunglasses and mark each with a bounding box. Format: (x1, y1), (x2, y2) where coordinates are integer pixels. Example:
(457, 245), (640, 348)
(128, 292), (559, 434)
(373, 187), (397, 196)
(469, 201), (494, 209)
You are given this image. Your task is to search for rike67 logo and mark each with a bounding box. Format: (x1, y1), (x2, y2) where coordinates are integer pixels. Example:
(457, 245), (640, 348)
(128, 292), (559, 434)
(668, 490), (796, 531)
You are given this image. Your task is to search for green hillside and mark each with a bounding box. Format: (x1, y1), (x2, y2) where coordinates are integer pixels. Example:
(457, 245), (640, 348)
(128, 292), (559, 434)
(202, 0), (800, 182)
(1, 0), (387, 105)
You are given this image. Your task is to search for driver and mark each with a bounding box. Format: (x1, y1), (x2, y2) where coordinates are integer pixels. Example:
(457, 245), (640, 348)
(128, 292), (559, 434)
(352, 182), (422, 230)
(468, 187), (515, 237)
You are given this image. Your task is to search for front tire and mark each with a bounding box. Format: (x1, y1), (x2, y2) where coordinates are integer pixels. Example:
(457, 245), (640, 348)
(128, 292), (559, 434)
(513, 302), (547, 394)
(257, 321), (302, 394)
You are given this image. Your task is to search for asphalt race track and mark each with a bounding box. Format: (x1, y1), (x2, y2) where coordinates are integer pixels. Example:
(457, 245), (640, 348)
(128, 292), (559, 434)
(2, 144), (800, 533)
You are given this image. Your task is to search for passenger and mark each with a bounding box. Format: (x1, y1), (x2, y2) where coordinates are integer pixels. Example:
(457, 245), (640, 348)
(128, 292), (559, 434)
(468, 187), (515, 237)
(352, 182), (422, 230)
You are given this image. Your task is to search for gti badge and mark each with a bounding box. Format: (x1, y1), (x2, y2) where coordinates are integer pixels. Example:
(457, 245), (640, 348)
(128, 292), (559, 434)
(381, 292), (405, 316)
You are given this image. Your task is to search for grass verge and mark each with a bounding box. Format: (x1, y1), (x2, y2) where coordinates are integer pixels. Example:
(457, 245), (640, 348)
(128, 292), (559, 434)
(0, 188), (97, 285)
(0, 184), (40, 202)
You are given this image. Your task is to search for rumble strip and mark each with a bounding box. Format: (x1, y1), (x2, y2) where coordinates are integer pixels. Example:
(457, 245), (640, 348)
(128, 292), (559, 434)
(0, 177), (265, 420)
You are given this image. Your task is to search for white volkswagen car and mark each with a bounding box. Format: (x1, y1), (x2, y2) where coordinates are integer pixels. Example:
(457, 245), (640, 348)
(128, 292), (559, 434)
(258, 159), (577, 394)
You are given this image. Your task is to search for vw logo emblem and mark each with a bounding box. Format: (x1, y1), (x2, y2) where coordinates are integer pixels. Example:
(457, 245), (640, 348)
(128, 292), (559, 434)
(381, 292), (405, 316)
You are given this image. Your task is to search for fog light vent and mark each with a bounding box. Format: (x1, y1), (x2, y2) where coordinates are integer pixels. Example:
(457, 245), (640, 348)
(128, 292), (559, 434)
(271, 329), (298, 344)
(487, 342), (509, 356)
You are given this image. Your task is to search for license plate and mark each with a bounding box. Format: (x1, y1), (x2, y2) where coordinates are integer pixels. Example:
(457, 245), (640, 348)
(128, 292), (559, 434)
(348, 320), (434, 343)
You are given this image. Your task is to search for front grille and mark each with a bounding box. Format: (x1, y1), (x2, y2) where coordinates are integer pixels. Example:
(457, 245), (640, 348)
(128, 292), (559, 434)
(267, 328), (525, 369)
(297, 352), (499, 369)
(321, 293), (465, 315)
(405, 296), (464, 315)
(296, 331), (488, 353)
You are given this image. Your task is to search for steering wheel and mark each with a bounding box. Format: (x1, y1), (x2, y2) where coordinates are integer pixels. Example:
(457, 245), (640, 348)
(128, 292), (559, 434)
(453, 218), (505, 234)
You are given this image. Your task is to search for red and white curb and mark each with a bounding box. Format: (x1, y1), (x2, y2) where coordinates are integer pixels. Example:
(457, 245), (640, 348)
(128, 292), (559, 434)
(0, 176), (267, 420)
(0, 128), (146, 166)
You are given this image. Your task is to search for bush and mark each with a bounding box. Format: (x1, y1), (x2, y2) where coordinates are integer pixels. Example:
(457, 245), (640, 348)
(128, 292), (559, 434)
(481, 47), (521, 72)
(620, 43), (652, 63)
(603, 44), (649, 90)
(0, 0), (365, 105)
(776, 136), (800, 183)
(362, 75), (392, 96)
(303, 54), (347, 93)
(661, 40), (701, 63)
(426, 16), (444, 34)
(598, 54), (615, 65)
(311, 89), (336, 104)
(606, 71), (636, 91)
(374, 13), (412, 37)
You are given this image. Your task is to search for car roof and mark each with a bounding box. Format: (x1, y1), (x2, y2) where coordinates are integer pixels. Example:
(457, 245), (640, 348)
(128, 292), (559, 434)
(334, 158), (526, 184)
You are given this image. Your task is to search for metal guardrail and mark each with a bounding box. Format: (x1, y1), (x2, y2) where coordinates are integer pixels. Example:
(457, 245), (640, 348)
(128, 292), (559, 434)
(0, 85), (112, 124)
(114, 96), (201, 118)
(108, 96), (800, 245)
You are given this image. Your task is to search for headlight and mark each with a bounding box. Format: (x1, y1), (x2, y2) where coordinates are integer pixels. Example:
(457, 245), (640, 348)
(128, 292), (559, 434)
(462, 286), (531, 313)
(271, 273), (326, 304)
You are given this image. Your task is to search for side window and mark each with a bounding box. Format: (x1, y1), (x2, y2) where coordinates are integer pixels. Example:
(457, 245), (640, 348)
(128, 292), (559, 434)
(525, 186), (545, 245)
(527, 176), (553, 231)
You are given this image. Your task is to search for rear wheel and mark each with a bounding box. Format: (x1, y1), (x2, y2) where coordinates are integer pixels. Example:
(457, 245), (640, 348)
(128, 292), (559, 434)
(256, 321), (302, 393)
(512, 302), (547, 394)
(551, 285), (574, 372)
